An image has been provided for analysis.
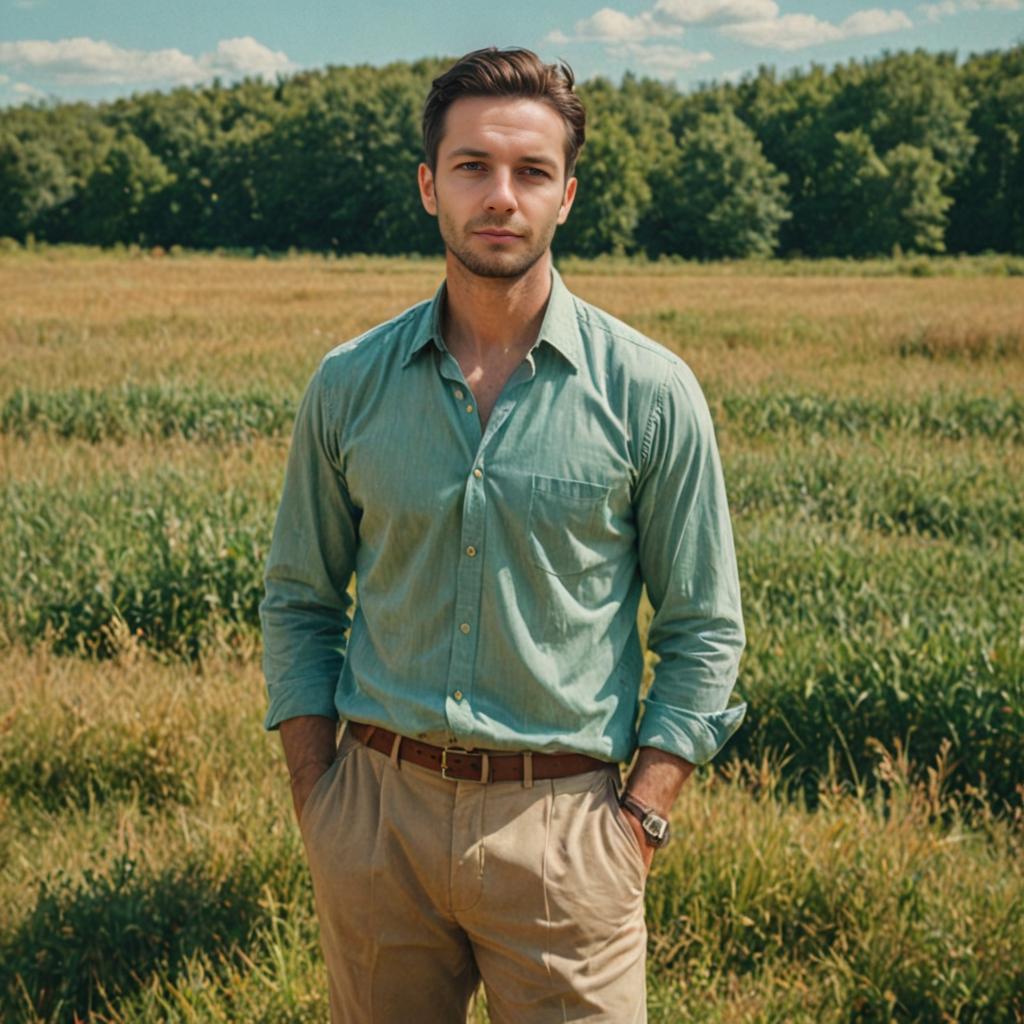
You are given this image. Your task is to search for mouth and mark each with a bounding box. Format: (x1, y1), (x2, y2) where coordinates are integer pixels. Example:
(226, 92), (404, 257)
(474, 229), (522, 242)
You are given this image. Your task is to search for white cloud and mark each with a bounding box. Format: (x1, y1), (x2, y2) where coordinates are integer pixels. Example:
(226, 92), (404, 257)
(0, 38), (198, 84)
(920, 0), (1019, 19)
(609, 42), (715, 74)
(0, 35), (295, 87)
(722, 8), (912, 49)
(654, 0), (779, 24)
(546, 6), (683, 43)
(202, 36), (294, 78)
(722, 13), (843, 48)
(12, 80), (44, 97)
(919, 0), (957, 18)
(840, 9), (915, 34)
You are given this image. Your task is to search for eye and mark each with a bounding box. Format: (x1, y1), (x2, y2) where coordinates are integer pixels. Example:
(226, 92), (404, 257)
(520, 167), (550, 178)
(457, 161), (485, 171)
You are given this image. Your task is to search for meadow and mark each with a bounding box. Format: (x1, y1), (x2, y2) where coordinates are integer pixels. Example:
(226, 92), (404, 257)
(1, 247), (1022, 1022)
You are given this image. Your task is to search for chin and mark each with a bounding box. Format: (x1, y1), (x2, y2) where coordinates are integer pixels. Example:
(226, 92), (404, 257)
(451, 244), (547, 280)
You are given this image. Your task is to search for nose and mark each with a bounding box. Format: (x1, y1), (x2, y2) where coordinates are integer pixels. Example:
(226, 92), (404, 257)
(485, 169), (517, 214)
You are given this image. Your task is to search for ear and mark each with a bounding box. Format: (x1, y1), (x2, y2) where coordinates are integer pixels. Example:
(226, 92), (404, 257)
(556, 176), (577, 226)
(418, 163), (438, 217)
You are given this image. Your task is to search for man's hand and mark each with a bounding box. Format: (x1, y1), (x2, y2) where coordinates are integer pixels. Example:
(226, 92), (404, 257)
(279, 715), (339, 824)
(621, 746), (696, 875)
(620, 811), (657, 876)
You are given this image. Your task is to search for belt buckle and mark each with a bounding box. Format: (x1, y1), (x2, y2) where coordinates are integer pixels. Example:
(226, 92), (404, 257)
(440, 746), (488, 783)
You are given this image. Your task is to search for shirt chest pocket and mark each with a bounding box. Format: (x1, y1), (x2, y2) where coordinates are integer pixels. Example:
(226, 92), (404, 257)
(527, 474), (616, 577)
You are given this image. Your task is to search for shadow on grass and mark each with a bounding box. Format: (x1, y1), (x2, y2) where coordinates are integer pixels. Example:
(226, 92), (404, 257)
(1, 721), (195, 813)
(0, 844), (310, 1022)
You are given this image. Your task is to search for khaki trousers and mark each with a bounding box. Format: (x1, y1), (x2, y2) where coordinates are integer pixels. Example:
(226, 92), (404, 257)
(299, 727), (648, 1023)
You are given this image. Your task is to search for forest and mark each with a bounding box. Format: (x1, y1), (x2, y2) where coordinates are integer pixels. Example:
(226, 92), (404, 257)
(1, 44), (1022, 259)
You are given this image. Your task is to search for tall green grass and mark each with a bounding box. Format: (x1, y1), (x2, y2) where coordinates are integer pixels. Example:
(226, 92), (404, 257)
(0, 472), (271, 657)
(712, 391), (1024, 443)
(5, 384), (1023, 447)
(730, 516), (1024, 810)
(2, 455), (1020, 807)
(727, 445), (1024, 542)
(0, 844), (313, 1022)
(1, 384), (296, 444)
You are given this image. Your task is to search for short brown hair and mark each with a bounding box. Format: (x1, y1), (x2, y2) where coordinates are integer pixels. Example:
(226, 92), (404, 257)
(422, 47), (586, 178)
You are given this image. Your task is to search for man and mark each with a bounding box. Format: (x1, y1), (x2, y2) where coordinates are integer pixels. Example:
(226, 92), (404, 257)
(261, 46), (745, 1023)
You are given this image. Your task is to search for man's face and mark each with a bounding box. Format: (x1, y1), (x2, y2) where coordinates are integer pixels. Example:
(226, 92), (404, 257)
(418, 96), (577, 279)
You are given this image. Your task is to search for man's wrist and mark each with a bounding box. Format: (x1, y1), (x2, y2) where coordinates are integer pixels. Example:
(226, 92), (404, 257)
(289, 758), (335, 788)
(623, 745), (695, 818)
(619, 792), (672, 847)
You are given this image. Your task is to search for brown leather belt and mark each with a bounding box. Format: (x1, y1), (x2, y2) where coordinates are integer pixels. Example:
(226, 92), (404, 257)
(347, 721), (609, 783)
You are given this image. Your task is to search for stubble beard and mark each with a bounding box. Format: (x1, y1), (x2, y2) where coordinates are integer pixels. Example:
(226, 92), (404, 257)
(438, 208), (557, 281)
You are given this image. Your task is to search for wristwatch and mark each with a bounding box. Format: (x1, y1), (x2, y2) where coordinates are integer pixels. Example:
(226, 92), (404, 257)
(619, 793), (671, 848)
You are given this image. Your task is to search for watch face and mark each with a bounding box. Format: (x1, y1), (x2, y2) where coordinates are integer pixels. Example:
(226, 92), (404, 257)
(642, 812), (670, 845)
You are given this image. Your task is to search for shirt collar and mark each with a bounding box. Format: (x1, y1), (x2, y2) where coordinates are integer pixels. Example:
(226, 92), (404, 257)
(401, 266), (582, 370)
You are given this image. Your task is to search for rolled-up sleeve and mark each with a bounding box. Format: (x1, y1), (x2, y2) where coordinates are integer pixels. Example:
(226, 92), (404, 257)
(260, 364), (359, 730)
(634, 363), (746, 764)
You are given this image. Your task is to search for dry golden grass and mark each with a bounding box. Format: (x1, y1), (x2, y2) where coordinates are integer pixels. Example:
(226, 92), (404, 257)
(0, 644), (283, 904)
(0, 433), (288, 489)
(3, 252), (1022, 397)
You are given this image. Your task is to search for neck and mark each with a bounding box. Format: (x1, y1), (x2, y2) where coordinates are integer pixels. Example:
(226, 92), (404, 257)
(442, 251), (553, 361)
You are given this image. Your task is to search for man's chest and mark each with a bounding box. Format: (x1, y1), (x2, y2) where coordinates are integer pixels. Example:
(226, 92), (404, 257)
(461, 365), (510, 430)
(335, 360), (640, 567)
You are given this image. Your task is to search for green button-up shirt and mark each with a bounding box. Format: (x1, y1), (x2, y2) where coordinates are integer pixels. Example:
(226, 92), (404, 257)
(261, 268), (745, 765)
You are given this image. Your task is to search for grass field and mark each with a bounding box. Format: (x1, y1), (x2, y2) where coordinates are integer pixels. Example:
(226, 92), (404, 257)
(1, 249), (1022, 1022)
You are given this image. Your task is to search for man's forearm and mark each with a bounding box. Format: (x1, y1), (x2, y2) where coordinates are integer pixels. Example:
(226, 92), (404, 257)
(279, 715), (339, 821)
(625, 745), (695, 816)
(620, 746), (695, 873)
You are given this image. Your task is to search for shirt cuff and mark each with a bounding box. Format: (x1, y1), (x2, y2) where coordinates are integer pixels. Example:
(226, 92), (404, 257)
(264, 683), (340, 731)
(637, 698), (747, 765)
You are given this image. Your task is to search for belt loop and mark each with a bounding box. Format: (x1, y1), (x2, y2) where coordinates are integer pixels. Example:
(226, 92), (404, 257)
(522, 751), (534, 789)
(480, 752), (490, 784)
(389, 732), (402, 769)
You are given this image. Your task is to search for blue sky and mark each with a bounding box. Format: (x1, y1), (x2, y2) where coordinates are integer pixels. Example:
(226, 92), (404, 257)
(1, 0), (1021, 106)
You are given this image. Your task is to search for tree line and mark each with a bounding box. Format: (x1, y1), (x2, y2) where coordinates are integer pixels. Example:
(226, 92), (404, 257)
(1, 46), (1021, 259)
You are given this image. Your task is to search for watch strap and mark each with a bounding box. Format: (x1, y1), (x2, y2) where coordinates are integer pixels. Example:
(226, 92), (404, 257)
(619, 792), (671, 847)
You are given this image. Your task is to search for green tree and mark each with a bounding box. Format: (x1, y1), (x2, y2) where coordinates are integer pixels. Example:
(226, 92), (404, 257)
(0, 131), (67, 238)
(845, 49), (975, 187)
(950, 47), (1024, 254)
(817, 129), (950, 256)
(881, 142), (952, 253)
(0, 103), (112, 241)
(75, 135), (175, 246)
(733, 63), (842, 255)
(640, 108), (790, 259)
(252, 61), (440, 253)
(556, 104), (651, 257)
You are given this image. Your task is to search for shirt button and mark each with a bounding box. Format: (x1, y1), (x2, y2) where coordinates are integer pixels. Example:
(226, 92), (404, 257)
(465, 545), (477, 557)
(454, 388), (464, 400)
(459, 622), (471, 635)
(466, 404), (474, 414)
(453, 690), (463, 701)
(473, 468), (482, 479)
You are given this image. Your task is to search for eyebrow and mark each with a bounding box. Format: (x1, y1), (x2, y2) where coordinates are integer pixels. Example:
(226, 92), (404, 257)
(448, 147), (559, 169)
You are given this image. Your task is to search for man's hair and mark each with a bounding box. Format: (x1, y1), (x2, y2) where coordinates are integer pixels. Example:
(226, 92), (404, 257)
(422, 47), (586, 178)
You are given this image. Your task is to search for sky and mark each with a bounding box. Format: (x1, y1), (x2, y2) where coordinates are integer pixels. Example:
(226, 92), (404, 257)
(1, 0), (1022, 107)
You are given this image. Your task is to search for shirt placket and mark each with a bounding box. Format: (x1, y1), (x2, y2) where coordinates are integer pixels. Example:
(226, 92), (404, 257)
(437, 350), (536, 741)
